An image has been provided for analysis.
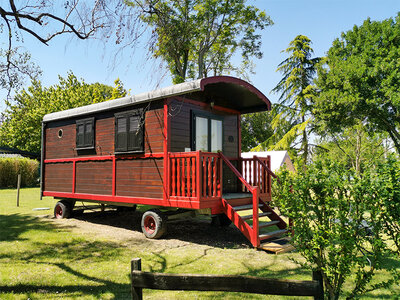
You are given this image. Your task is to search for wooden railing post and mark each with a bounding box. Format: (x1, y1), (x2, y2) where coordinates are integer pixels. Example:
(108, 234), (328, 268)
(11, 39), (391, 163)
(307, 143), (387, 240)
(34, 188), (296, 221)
(252, 186), (260, 247)
(312, 270), (324, 300)
(131, 258), (143, 300)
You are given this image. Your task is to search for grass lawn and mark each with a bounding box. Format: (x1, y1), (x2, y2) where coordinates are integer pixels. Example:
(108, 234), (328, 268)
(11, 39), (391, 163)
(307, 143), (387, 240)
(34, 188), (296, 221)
(0, 188), (399, 299)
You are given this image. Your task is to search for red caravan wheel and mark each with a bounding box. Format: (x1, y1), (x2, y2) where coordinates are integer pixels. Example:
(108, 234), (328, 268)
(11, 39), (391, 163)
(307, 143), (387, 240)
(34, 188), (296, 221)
(54, 201), (71, 219)
(141, 209), (167, 239)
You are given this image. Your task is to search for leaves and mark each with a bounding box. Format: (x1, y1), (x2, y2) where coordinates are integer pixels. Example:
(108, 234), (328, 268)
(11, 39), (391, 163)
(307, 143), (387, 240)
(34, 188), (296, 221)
(128, 0), (272, 82)
(271, 35), (320, 163)
(0, 72), (127, 153)
(273, 157), (400, 299)
(314, 13), (400, 154)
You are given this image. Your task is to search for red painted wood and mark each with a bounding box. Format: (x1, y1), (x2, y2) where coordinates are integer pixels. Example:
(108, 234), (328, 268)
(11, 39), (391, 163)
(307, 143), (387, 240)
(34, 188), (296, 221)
(202, 155), (206, 198)
(181, 158), (185, 196)
(112, 156), (116, 196)
(177, 158), (181, 196)
(213, 158), (217, 197)
(252, 187), (260, 247)
(221, 198), (253, 244)
(72, 161), (76, 193)
(220, 152), (253, 192)
(186, 158), (190, 197)
(171, 158), (175, 196)
(191, 157), (196, 197)
(196, 151), (201, 201)
(43, 191), (202, 209)
(218, 157), (222, 197)
(208, 158), (212, 197)
(163, 100), (168, 203)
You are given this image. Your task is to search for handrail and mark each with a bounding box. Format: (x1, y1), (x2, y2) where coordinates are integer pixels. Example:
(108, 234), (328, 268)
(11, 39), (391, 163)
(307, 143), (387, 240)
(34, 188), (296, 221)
(219, 152), (255, 192)
(253, 156), (278, 179)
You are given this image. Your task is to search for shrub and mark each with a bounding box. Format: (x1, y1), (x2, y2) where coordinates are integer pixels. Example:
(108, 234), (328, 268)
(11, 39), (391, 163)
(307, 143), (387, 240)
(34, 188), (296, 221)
(273, 157), (399, 299)
(0, 157), (39, 188)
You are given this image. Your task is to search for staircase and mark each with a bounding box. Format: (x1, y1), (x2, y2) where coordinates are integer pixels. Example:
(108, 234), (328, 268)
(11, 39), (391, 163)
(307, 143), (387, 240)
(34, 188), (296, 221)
(219, 153), (290, 249)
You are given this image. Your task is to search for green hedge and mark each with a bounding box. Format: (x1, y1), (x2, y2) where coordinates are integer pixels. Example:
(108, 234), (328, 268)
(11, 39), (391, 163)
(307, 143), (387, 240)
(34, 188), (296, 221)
(0, 157), (39, 188)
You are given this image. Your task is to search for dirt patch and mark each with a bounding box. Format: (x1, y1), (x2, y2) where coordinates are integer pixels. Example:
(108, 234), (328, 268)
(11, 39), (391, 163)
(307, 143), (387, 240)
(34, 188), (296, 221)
(41, 208), (252, 250)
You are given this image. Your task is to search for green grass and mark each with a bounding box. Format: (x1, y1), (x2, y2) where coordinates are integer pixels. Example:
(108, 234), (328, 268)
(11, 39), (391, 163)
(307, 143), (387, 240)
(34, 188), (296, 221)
(0, 188), (399, 299)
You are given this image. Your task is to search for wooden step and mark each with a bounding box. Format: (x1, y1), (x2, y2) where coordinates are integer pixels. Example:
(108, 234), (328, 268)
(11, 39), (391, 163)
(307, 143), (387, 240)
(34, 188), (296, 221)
(259, 229), (288, 241)
(258, 237), (295, 254)
(241, 212), (271, 220)
(257, 220), (280, 229)
(233, 203), (263, 211)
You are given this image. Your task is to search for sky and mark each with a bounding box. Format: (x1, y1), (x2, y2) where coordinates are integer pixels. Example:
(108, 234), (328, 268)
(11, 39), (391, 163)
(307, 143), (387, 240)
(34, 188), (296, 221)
(1, 0), (400, 112)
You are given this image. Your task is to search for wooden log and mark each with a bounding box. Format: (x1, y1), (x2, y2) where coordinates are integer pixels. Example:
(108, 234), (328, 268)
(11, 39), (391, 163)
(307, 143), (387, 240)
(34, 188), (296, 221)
(131, 271), (322, 297)
(131, 258), (143, 300)
(312, 270), (324, 300)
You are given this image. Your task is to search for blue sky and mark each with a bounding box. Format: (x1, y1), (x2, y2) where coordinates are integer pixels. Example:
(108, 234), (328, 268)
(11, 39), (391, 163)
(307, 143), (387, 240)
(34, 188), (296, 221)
(1, 0), (400, 111)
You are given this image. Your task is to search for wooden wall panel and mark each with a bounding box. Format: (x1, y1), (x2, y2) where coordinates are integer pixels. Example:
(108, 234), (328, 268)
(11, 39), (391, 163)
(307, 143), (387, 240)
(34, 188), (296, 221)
(44, 163), (73, 192)
(169, 98), (239, 157)
(75, 161), (113, 195)
(116, 159), (164, 198)
(44, 105), (165, 160)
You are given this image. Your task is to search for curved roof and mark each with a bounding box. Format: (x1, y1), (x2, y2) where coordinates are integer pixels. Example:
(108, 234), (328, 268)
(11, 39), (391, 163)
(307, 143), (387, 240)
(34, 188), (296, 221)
(43, 76), (271, 122)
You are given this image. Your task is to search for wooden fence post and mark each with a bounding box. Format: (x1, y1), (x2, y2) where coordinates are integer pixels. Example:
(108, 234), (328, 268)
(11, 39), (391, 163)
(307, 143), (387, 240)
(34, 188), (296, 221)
(312, 270), (324, 300)
(16, 174), (21, 207)
(131, 258), (143, 300)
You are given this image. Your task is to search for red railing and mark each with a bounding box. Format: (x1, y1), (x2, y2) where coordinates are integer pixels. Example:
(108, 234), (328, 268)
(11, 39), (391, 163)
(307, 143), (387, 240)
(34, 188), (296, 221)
(240, 156), (274, 201)
(168, 151), (222, 200)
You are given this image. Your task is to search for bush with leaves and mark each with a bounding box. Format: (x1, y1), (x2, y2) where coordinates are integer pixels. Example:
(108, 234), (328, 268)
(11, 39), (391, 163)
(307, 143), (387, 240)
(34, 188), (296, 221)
(0, 72), (127, 154)
(273, 158), (399, 299)
(0, 157), (39, 188)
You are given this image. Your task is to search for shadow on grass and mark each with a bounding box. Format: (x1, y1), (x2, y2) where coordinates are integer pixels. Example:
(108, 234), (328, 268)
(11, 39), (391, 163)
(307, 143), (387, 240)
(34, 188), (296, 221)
(0, 213), (132, 299)
(0, 214), (54, 242)
(72, 209), (253, 249)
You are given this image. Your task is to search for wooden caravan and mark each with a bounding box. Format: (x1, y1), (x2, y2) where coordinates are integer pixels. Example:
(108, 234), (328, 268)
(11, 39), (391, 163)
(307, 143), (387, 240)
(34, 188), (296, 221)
(41, 76), (289, 248)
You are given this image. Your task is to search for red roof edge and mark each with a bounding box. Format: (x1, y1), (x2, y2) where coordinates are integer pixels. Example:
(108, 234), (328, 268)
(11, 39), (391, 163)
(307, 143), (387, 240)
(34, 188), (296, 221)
(199, 76), (271, 111)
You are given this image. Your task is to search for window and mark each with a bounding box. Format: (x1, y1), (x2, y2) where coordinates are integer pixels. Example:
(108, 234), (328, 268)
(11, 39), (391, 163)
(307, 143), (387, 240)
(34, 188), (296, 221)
(192, 111), (223, 152)
(115, 109), (144, 153)
(76, 117), (94, 149)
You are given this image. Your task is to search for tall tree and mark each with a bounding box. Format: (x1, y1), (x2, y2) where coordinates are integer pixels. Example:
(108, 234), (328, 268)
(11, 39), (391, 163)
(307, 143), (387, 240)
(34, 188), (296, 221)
(270, 35), (320, 163)
(0, 72), (126, 153)
(0, 1), (133, 93)
(127, 0), (272, 83)
(313, 13), (400, 154)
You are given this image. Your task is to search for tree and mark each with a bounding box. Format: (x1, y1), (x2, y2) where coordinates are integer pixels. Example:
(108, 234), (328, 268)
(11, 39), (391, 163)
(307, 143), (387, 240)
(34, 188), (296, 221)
(273, 158), (399, 299)
(0, 72), (127, 153)
(315, 122), (389, 174)
(126, 0), (272, 83)
(270, 35), (320, 163)
(241, 111), (274, 152)
(313, 13), (400, 155)
(0, 0), (130, 93)
(241, 108), (293, 155)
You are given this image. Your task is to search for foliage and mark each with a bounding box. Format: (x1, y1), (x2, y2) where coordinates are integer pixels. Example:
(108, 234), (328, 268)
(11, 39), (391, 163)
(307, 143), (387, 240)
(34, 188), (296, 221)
(273, 157), (400, 299)
(0, 72), (127, 154)
(0, 157), (39, 188)
(271, 35), (320, 163)
(127, 0), (272, 82)
(313, 13), (400, 154)
(0, 1), (122, 95)
(241, 111), (274, 152)
(0, 47), (42, 95)
(314, 122), (389, 174)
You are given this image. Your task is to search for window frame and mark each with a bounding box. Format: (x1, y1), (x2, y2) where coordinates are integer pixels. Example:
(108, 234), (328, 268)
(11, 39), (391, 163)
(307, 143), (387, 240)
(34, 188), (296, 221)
(114, 108), (145, 154)
(76, 117), (95, 150)
(191, 110), (224, 153)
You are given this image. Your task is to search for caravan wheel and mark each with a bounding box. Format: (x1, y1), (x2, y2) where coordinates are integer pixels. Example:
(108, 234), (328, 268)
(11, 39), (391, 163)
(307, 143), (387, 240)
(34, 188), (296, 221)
(54, 201), (72, 219)
(141, 209), (167, 239)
